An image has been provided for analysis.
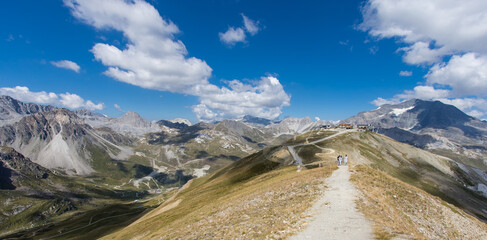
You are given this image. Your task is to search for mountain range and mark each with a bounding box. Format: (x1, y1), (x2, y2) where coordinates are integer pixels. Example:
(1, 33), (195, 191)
(2, 95), (487, 239)
(343, 99), (487, 169)
(0, 95), (328, 181)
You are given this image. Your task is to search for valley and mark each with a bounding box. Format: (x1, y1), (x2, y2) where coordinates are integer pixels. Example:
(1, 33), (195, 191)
(1, 96), (487, 239)
(3, 1), (487, 239)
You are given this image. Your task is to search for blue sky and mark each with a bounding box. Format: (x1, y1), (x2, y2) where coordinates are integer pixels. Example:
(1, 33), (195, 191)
(1, 0), (486, 123)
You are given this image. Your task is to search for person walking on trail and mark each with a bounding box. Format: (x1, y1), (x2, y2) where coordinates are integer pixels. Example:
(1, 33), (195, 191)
(337, 155), (341, 166)
(344, 155), (348, 166)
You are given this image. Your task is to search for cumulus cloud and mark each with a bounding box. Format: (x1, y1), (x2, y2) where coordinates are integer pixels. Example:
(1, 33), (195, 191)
(360, 0), (487, 55)
(0, 86), (104, 110)
(242, 14), (260, 35)
(396, 86), (450, 100)
(192, 76), (290, 121)
(426, 53), (487, 97)
(399, 42), (446, 65)
(219, 14), (260, 46)
(219, 27), (246, 45)
(371, 86), (449, 106)
(65, 0), (288, 121)
(399, 70), (412, 77)
(50, 60), (81, 73)
(361, 0), (487, 119)
(64, 0), (212, 93)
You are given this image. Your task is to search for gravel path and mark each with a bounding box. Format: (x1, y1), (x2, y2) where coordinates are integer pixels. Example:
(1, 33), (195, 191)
(288, 129), (354, 165)
(290, 165), (373, 240)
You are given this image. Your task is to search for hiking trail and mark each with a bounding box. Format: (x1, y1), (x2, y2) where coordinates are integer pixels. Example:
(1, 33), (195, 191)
(290, 165), (373, 240)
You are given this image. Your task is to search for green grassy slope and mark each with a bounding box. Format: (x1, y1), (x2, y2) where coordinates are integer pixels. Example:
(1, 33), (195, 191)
(305, 131), (487, 222)
(102, 145), (336, 240)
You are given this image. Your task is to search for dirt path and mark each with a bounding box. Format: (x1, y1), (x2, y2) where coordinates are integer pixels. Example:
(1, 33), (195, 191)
(290, 166), (373, 240)
(288, 129), (354, 165)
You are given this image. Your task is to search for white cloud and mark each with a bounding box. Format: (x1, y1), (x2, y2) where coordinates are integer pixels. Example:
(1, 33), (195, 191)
(50, 60), (81, 73)
(467, 110), (485, 119)
(361, 0), (487, 119)
(219, 27), (246, 46)
(371, 97), (398, 106)
(399, 42), (446, 65)
(65, 0), (289, 121)
(114, 103), (124, 112)
(396, 86), (450, 100)
(219, 14), (261, 46)
(242, 14), (259, 35)
(191, 76), (290, 122)
(437, 98), (487, 112)
(360, 0), (487, 55)
(0, 86), (104, 110)
(426, 53), (487, 97)
(65, 0), (212, 93)
(399, 70), (412, 77)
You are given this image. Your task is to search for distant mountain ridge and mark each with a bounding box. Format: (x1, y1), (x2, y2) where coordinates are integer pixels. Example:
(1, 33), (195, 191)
(344, 99), (487, 168)
(0, 108), (134, 175)
(0, 95), (326, 178)
(0, 95), (55, 126)
(3, 96), (487, 239)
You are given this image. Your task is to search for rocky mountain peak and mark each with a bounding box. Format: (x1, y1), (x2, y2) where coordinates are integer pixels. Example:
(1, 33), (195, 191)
(117, 111), (151, 128)
(0, 95), (56, 125)
(120, 111), (143, 121)
(0, 146), (50, 189)
(410, 99), (474, 130)
(74, 109), (105, 118)
(48, 109), (83, 125)
(242, 115), (272, 126)
(157, 119), (190, 130)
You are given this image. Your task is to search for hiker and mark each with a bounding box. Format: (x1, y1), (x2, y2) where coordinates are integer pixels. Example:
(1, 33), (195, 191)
(344, 155), (348, 166)
(337, 155), (341, 166)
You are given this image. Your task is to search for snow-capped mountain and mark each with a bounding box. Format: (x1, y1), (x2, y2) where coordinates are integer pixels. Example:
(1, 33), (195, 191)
(344, 99), (487, 166)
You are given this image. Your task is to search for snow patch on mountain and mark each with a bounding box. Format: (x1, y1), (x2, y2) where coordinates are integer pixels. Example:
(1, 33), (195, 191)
(391, 106), (414, 116)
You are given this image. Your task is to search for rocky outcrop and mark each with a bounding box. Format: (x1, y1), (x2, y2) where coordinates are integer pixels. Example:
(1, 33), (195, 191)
(0, 146), (50, 189)
(0, 95), (55, 126)
(0, 109), (134, 175)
